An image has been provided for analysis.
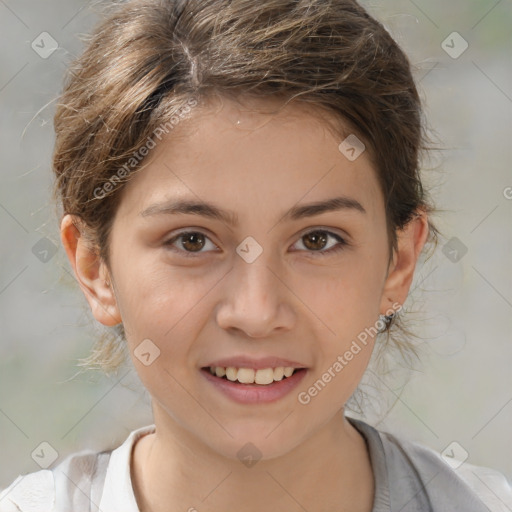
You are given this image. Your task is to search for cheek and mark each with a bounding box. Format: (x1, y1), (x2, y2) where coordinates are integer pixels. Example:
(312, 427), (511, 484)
(115, 249), (187, 319)
(295, 266), (383, 409)
(117, 274), (211, 398)
(300, 253), (387, 336)
(113, 258), (218, 355)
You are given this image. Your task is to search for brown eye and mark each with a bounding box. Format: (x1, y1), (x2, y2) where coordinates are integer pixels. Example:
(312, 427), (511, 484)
(302, 231), (329, 251)
(180, 232), (206, 252)
(294, 229), (347, 256)
(165, 231), (217, 256)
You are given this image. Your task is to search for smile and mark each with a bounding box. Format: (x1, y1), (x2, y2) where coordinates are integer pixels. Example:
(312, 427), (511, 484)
(208, 366), (297, 385)
(201, 366), (308, 404)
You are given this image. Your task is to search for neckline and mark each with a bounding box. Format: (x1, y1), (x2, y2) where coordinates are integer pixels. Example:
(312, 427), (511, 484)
(100, 417), (390, 512)
(346, 416), (391, 511)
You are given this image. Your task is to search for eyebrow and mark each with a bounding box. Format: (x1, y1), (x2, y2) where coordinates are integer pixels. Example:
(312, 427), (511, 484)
(139, 195), (366, 226)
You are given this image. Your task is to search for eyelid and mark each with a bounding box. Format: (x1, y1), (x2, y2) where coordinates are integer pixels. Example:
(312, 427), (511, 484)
(296, 225), (350, 243)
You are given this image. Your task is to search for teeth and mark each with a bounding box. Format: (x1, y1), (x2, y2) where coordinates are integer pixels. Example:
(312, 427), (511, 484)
(283, 367), (294, 378)
(273, 367), (284, 381)
(209, 366), (297, 385)
(226, 367), (238, 381)
(237, 368), (255, 384)
(255, 368), (274, 385)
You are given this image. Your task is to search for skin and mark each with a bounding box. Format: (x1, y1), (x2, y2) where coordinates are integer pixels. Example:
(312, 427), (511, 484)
(61, 95), (428, 512)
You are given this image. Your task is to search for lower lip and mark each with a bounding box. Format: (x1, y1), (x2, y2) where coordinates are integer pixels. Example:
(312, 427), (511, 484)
(201, 368), (307, 404)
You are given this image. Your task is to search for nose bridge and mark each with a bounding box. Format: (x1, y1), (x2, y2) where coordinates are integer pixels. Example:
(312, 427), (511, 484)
(233, 233), (281, 301)
(237, 257), (275, 303)
(215, 247), (294, 337)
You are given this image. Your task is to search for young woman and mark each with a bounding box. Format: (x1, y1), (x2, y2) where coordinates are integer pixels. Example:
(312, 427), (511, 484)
(1, 0), (510, 510)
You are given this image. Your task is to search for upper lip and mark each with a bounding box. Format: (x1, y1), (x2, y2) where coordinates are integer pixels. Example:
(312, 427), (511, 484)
(203, 356), (307, 370)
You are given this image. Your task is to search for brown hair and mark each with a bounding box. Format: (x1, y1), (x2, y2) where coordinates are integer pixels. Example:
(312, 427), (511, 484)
(52, 0), (438, 379)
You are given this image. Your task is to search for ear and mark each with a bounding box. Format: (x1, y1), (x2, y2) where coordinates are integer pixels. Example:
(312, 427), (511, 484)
(380, 209), (429, 314)
(60, 214), (122, 327)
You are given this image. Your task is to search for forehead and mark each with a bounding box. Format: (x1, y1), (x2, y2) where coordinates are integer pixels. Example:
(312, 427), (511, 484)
(116, 95), (384, 225)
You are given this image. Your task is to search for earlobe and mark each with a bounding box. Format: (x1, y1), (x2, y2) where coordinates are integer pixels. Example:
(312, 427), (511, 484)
(60, 214), (122, 327)
(380, 210), (429, 314)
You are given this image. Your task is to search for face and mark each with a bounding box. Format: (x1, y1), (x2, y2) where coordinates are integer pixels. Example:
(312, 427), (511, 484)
(65, 95), (425, 461)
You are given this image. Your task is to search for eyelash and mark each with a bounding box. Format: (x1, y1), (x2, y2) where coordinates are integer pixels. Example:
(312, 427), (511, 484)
(164, 229), (348, 258)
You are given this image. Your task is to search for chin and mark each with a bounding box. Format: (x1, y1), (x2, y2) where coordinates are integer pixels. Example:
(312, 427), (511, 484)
(202, 418), (309, 463)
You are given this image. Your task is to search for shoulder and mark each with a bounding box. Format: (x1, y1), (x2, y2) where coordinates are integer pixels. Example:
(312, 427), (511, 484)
(452, 460), (512, 511)
(380, 428), (512, 511)
(0, 470), (54, 512)
(0, 424), (154, 512)
(0, 450), (109, 512)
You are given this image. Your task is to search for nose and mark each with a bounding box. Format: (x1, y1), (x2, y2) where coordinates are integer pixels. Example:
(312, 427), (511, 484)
(215, 256), (295, 338)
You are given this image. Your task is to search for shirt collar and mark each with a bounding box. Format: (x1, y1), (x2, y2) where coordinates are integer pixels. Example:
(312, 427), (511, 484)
(98, 424), (156, 512)
(98, 418), (388, 512)
(346, 416), (391, 511)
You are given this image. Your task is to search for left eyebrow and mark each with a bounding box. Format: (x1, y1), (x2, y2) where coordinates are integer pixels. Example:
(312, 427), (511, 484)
(139, 195), (366, 226)
(284, 196), (366, 221)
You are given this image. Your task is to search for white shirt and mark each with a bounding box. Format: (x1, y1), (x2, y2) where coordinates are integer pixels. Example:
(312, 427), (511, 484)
(1, 418), (511, 511)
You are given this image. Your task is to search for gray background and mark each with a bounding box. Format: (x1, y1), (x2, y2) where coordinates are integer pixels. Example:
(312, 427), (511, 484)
(0, 0), (511, 490)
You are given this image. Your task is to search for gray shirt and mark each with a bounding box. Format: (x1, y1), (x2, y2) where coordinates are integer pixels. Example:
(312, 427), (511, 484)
(1, 417), (511, 511)
(348, 417), (509, 511)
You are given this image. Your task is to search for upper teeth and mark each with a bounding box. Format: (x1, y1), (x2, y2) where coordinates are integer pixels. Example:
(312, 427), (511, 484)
(209, 366), (296, 385)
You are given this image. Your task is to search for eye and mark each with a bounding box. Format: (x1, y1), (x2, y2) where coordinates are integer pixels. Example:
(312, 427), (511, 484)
(164, 228), (348, 258)
(292, 229), (347, 256)
(164, 231), (218, 257)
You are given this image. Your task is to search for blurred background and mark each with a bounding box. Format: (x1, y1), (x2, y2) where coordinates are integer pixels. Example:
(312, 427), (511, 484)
(0, 0), (511, 490)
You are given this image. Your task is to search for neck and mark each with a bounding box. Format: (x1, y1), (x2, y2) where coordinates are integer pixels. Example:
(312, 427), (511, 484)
(131, 407), (374, 512)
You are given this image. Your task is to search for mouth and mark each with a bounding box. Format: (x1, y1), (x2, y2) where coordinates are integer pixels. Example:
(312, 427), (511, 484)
(202, 365), (305, 386)
(200, 365), (307, 403)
